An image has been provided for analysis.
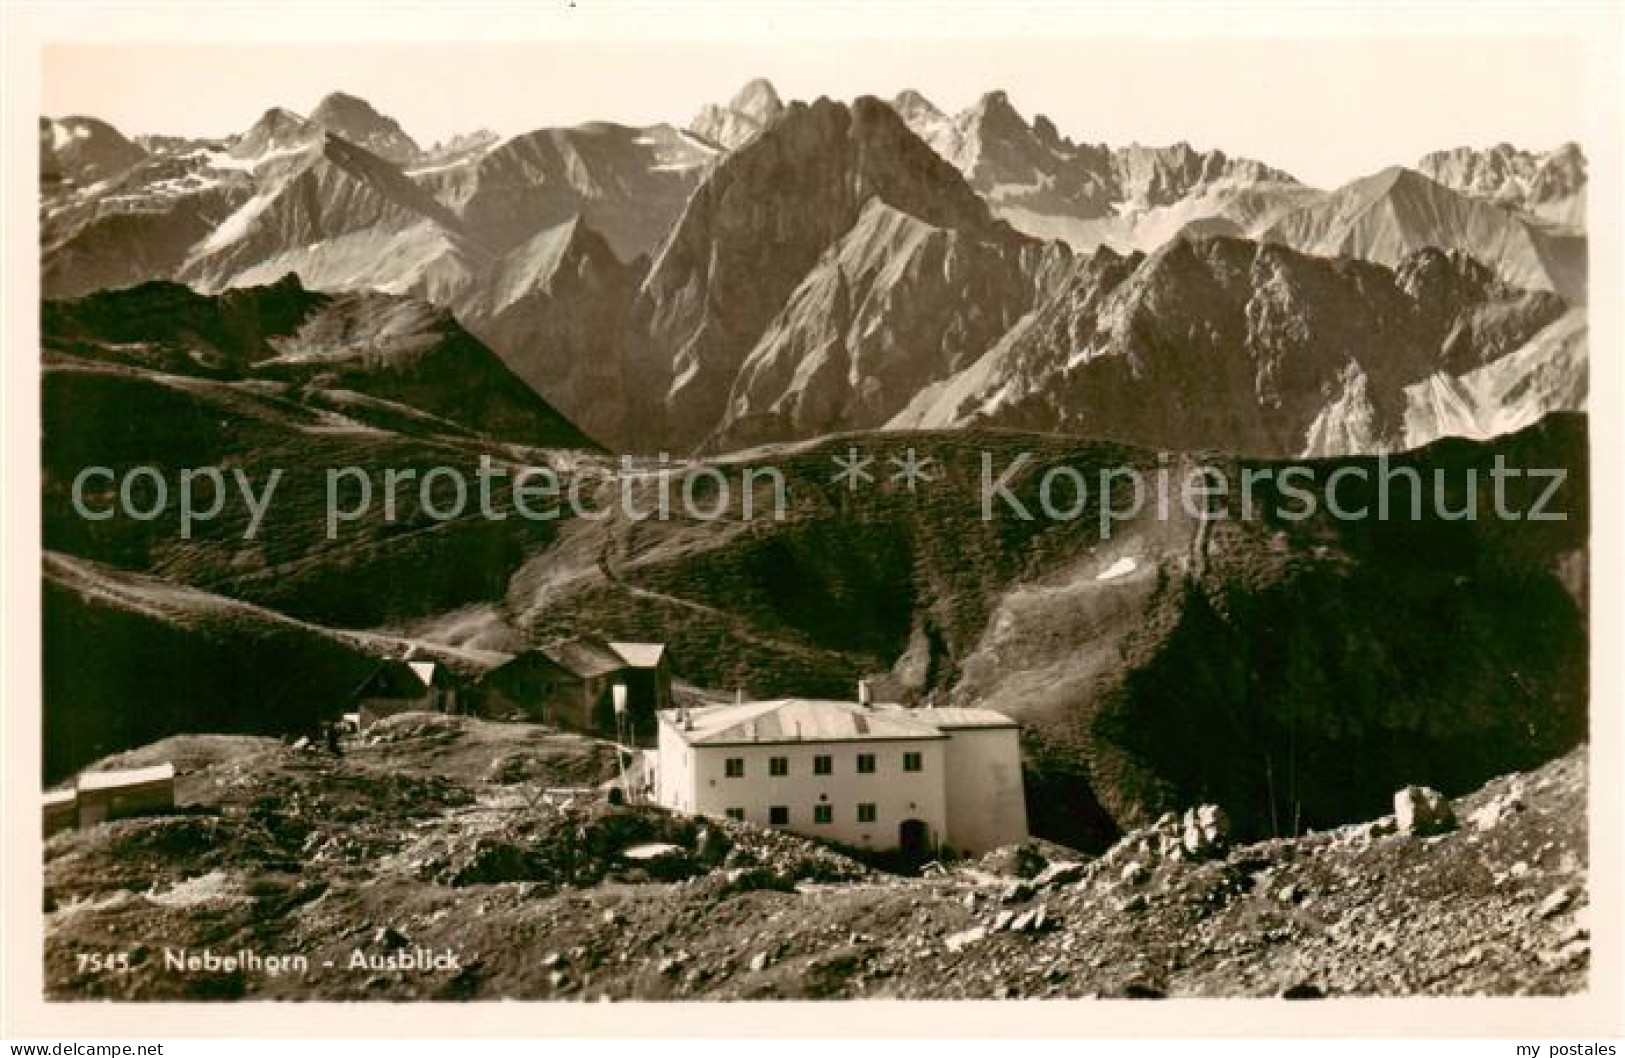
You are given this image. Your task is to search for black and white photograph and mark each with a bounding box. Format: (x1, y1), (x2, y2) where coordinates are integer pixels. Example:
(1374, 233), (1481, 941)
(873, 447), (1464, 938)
(3, 0), (1622, 1043)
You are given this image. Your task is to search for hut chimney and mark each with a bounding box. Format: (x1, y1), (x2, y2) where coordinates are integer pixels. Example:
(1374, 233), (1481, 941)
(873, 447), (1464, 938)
(857, 679), (871, 708)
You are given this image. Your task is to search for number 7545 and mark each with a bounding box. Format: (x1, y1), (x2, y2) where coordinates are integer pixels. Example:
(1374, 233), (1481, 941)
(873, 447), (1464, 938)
(76, 951), (131, 973)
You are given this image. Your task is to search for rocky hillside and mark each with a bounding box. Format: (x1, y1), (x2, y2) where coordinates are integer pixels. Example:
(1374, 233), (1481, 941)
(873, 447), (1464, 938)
(436, 121), (716, 264)
(42, 151), (257, 300)
(176, 132), (466, 296)
(44, 277), (596, 450)
(41, 553), (503, 781)
(43, 722), (1589, 999)
(891, 235), (1577, 458)
(515, 418), (1586, 848)
(445, 218), (642, 448)
(709, 197), (1054, 451)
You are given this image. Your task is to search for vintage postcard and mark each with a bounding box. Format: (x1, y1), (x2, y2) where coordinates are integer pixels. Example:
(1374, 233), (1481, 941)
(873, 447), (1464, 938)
(3, 0), (1621, 1041)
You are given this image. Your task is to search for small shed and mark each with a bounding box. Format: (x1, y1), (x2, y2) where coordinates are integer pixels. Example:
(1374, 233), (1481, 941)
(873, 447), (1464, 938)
(74, 763), (176, 826)
(609, 641), (673, 718)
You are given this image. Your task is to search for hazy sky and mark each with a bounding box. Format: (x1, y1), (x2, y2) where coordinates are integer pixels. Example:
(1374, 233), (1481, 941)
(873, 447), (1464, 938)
(43, 37), (1588, 188)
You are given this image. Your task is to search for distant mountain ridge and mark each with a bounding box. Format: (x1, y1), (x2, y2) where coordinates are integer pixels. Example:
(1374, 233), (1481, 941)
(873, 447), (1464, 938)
(38, 79), (1589, 458)
(890, 235), (1577, 458)
(1417, 142), (1586, 228)
(1258, 165), (1585, 303)
(885, 88), (1312, 253)
(894, 88), (1301, 215)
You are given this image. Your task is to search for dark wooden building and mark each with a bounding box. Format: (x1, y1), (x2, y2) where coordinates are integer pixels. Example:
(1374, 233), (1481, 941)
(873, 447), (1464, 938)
(476, 637), (671, 739)
(351, 658), (463, 729)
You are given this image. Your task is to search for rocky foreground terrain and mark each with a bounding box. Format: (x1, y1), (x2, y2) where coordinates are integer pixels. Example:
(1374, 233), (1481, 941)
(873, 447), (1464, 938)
(45, 715), (1588, 1000)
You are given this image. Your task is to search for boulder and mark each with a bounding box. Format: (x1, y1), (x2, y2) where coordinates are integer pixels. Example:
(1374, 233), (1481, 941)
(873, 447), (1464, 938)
(1032, 861), (1086, 890)
(1393, 786), (1456, 836)
(1535, 886), (1578, 920)
(694, 825), (731, 866)
(441, 838), (551, 887)
(978, 842), (1049, 879)
(1362, 816), (1399, 841)
(1180, 804), (1230, 858)
(1545, 938), (1590, 967)
(1469, 790), (1525, 831)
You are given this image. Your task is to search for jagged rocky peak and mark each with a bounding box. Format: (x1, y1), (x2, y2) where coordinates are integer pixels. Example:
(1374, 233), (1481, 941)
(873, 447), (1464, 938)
(1417, 142), (1587, 193)
(230, 106), (315, 159)
(635, 92), (1022, 451)
(948, 90), (1071, 181)
(890, 88), (944, 122)
(779, 94), (998, 232)
(651, 93), (1002, 308)
(307, 90), (422, 165)
(1031, 113), (1068, 151)
(886, 89), (958, 161)
(1529, 143), (1587, 202)
(967, 89), (1025, 126)
(884, 87), (1308, 246)
(1113, 141), (1301, 207)
(1415, 141), (1587, 226)
(954, 89), (1052, 158)
(688, 77), (787, 149)
(729, 77), (784, 123)
(422, 128), (500, 160)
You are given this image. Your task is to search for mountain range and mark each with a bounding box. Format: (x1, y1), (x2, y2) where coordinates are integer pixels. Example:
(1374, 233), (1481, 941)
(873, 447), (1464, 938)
(40, 80), (1588, 458)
